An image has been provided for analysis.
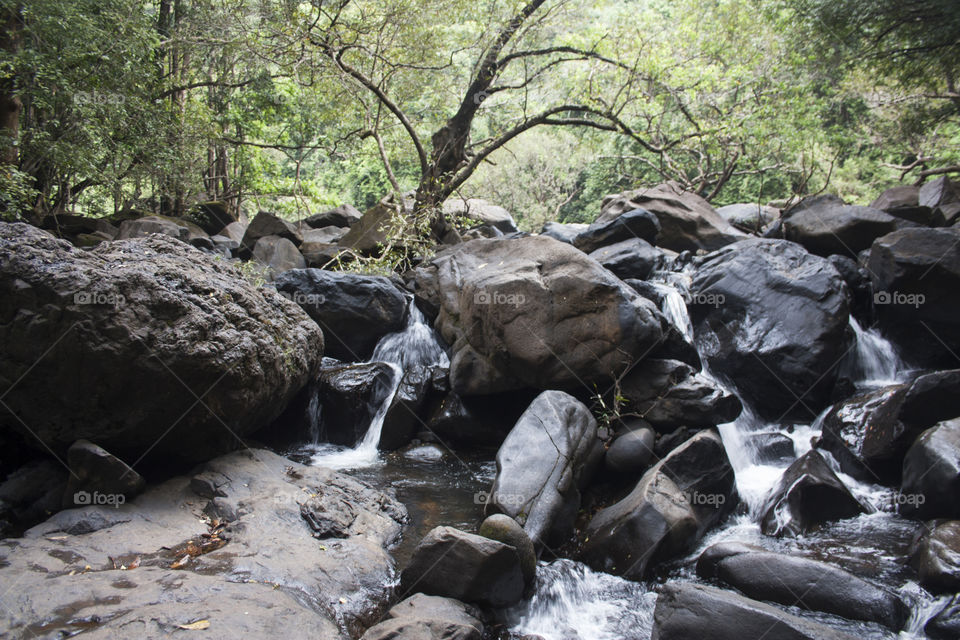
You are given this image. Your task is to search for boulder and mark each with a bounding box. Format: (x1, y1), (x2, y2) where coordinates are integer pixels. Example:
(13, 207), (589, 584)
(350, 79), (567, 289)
(598, 182), (747, 252)
(697, 542), (909, 630)
(301, 241), (347, 268)
(910, 520), (960, 593)
(0, 449), (406, 639)
(539, 221), (588, 244)
(928, 594), (960, 640)
(868, 227), (960, 368)
(782, 198), (907, 258)
(487, 391), (604, 546)
(425, 391), (534, 447)
(870, 185), (939, 225)
(0, 224), (323, 464)
(399, 526), (525, 608)
(605, 426), (656, 475)
(581, 430), (736, 579)
(305, 204), (363, 229)
(117, 214), (212, 248)
(715, 203), (779, 233)
(360, 594), (483, 640)
(314, 362), (398, 446)
(0, 460), (67, 537)
(239, 210), (303, 254)
(479, 514), (537, 591)
(251, 235), (306, 279)
(302, 226), (348, 244)
(573, 208), (661, 253)
(760, 450), (871, 536)
(274, 269), (408, 361)
(379, 364), (444, 451)
(618, 359), (741, 431)
(901, 419), (960, 520)
(39, 213), (118, 242)
(588, 237), (663, 280)
(651, 582), (858, 640)
(690, 238), (850, 421)
(919, 176), (960, 225)
(746, 432), (795, 464)
(219, 220), (247, 243)
(443, 198), (519, 233)
(338, 204), (395, 255)
(187, 201), (236, 235)
(413, 235), (665, 395)
(62, 439), (145, 509)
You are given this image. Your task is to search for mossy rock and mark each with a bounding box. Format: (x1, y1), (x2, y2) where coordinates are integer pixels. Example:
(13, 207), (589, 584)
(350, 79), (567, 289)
(479, 513), (537, 591)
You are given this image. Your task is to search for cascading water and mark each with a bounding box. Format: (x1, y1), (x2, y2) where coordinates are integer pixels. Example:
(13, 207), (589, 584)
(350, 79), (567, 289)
(508, 270), (927, 640)
(309, 301), (448, 470)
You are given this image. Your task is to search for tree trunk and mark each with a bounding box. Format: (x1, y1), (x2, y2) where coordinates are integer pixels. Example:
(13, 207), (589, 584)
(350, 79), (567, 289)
(0, 3), (23, 166)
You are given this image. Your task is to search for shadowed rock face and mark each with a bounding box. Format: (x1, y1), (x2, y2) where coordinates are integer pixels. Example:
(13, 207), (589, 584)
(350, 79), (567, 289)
(0, 223), (324, 464)
(690, 238), (850, 421)
(0, 449), (407, 639)
(413, 235), (666, 395)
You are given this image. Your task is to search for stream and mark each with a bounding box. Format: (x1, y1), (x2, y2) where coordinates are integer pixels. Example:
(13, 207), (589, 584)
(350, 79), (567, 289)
(293, 279), (945, 640)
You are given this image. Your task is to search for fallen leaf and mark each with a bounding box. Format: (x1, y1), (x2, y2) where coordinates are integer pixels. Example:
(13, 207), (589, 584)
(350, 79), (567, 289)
(170, 555), (190, 570)
(178, 620), (210, 630)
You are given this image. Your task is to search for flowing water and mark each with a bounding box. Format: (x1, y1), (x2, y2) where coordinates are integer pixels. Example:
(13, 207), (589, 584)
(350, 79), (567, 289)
(294, 276), (939, 639)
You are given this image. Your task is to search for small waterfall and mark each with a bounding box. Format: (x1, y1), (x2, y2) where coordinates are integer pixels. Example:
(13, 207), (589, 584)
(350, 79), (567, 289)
(649, 276), (694, 342)
(310, 300), (448, 470)
(840, 316), (904, 387)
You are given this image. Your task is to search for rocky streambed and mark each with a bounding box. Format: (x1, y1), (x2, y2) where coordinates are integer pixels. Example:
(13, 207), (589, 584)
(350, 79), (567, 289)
(3, 179), (960, 639)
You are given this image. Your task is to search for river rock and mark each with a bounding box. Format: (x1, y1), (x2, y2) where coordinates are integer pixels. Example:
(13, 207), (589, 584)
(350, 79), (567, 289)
(361, 593), (483, 640)
(588, 237), (663, 280)
(62, 439), (145, 509)
(573, 208), (661, 253)
(868, 227), (960, 368)
(239, 210), (303, 255)
(488, 391), (603, 546)
(690, 238), (850, 421)
(479, 514), (537, 591)
(539, 221), (588, 244)
(252, 235), (306, 279)
(871, 185), (940, 225)
(902, 419), (960, 520)
(338, 203), (395, 255)
(0, 449), (406, 639)
(760, 450), (871, 536)
(919, 176), (960, 225)
(302, 226), (348, 244)
(715, 203), (779, 233)
(39, 213), (119, 243)
(413, 235), (665, 395)
(0, 224), (323, 464)
(314, 362), (398, 446)
(274, 268), (408, 361)
(618, 359), (741, 431)
(0, 459), (67, 537)
(186, 201), (237, 235)
(400, 526), (525, 608)
(117, 214), (212, 249)
(605, 426), (656, 475)
(581, 430), (736, 579)
(697, 542), (909, 630)
(599, 182), (746, 252)
(444, 198), (519, 233)
(651, 582), (858, 640)
(305, 204), (363, 229)
(782, 197), (907, 258)
(910, 520), (960, 593)
(928, 594), (960, 640)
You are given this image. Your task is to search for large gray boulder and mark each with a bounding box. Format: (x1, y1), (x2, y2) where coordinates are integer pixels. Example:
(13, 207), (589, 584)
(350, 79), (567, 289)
(0, 224), (323, 464)
(588, 237), (663, 280)
(910, 520), (960, 593)
(573, 208), (661, 253)
(868, 227), (960, 369)
(651, 582), (858, 640)
(782, 198), (908, 258)
(870, 185), (939, 225)
(581, 430), (736, 579)
(901, 418), (960, 520)
(598, 181), (746, 252)
(690, 238), (850, 420)
(716, 203), (779, 233)
(413, 235), (665, 395)
(360, 594), (483, 640)
(399, 526), (525, 608)
(251, 235), (306, 279)
(305, 204), (363, 229)
(239, 210), (304, 254)
(0, 449), (407, 639)
(697, 542), (909, 630)
(274, 269), (408, 361)
(919, 176), (960, 225)
(487, 391), (604, 546)
(539, 221), (588, 244)
(443, 198), (519, 233)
